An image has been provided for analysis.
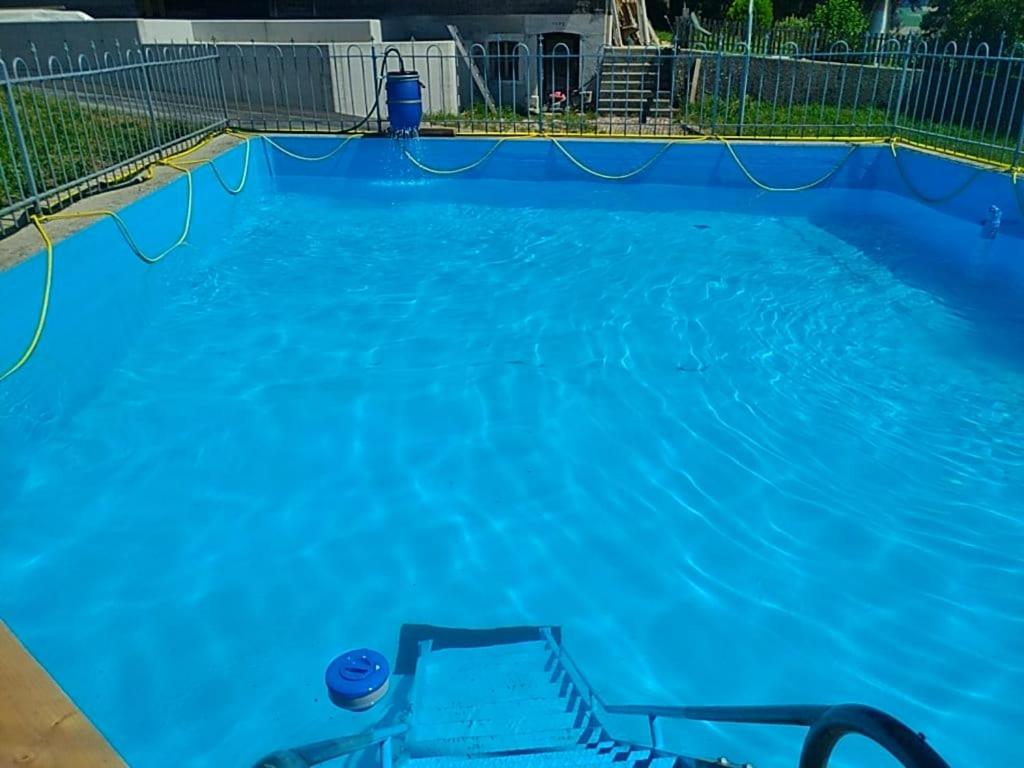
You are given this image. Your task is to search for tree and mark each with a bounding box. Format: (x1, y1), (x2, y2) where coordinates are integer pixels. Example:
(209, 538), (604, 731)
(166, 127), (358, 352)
(810, 0), (869, 42)
(923, 0), (1024, 44)
(726, 0), (775, 26)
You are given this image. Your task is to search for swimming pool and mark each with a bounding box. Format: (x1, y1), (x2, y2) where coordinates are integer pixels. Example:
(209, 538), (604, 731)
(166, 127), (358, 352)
(1, 137), (1022, 767)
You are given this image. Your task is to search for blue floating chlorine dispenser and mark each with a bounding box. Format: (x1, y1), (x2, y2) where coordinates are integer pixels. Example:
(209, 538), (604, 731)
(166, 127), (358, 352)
(325, 648), (391, 711)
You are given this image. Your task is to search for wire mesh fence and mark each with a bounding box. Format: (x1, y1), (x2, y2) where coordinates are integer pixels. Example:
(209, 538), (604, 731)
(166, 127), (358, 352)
(2, 35), (1024, 235)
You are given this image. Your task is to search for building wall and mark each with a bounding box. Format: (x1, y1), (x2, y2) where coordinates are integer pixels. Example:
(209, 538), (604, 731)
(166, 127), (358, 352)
(0, 0), (139, 16)
(190, 19), (381, 43)
(329, 41), (458, 119)
(0, 20), (140, 63)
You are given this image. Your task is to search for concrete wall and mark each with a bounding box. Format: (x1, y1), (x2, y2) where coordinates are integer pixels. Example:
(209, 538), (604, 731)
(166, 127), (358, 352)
(686, 53), (919, 116)
(376, 13), (607, 113)
(329, 41), (458, 119)
(0, 20), (140, 63)
(216, 40), (457, 124)
(0, 0), (138, 16)
(190, 19), (381, 43)
(379, 13), (607, 55)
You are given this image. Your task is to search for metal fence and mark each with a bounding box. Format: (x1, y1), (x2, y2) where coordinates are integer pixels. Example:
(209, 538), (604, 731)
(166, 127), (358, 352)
(3, 36), (1024, 234)
(0, 42), (224, 233)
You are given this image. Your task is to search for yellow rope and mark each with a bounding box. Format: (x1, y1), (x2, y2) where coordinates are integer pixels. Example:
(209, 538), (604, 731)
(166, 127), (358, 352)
(260, 134), (357, 162)
(721, 138), (858, 192)
(402, 139), (507, 175)
(888, 140), (985, 205)
(550, 137), (680, 180)
(0, 217), (53, 383)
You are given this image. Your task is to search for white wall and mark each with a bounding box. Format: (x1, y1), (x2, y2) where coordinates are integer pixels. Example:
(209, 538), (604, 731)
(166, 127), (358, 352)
(191, 19), (381, 44)
(330, 41), (458, 120)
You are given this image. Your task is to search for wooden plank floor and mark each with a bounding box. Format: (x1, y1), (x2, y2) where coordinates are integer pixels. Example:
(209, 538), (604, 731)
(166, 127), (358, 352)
(0, 621), (126, 767)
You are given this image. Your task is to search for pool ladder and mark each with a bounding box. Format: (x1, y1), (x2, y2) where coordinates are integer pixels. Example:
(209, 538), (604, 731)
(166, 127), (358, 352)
(254, 625), (950, 768)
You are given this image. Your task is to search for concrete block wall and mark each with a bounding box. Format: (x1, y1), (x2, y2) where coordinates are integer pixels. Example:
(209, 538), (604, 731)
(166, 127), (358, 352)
(329, 41), (458, 119)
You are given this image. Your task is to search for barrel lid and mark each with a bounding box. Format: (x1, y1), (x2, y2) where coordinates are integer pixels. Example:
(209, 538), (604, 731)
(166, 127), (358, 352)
(387, 71), (420, 80)
(325, 649), (390, 700)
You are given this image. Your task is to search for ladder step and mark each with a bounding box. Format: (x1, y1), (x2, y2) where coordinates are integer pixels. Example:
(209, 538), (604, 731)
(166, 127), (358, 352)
(409, 727), (585, 757)
(415, 697), (572, 726)
(408, 751), (614, 768)
(411, 710), (580, 742)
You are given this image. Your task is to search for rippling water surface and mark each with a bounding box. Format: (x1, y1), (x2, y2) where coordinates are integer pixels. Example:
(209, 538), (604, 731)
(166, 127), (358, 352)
(2, 177), (1023, 767)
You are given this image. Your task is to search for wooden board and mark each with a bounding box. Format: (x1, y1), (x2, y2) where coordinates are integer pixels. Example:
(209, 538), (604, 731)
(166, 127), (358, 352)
(0, 621), (125, 767)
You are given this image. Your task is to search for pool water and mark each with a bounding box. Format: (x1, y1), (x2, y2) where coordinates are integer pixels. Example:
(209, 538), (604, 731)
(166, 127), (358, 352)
(1, 147), (1023, 767)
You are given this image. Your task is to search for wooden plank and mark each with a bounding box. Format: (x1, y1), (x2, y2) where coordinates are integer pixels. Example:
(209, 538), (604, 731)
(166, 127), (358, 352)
(0, 621), (125, 768)
(446, 24), (497, 112)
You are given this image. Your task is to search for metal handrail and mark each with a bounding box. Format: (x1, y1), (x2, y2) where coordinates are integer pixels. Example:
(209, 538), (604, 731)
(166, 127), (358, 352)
(253, 723), (407, 768)
(542, 629), (950, 768)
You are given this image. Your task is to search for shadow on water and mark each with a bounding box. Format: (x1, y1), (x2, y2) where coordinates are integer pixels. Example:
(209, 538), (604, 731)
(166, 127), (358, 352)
(810, 202), (1024, 371)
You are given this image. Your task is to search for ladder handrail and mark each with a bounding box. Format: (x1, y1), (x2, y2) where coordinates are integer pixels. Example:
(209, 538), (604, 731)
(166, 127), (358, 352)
(253, 723), (407, 768)
(541, 628), (950, 768)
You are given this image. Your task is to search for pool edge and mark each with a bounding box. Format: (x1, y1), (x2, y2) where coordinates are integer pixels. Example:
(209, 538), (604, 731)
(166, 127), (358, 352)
(0, 620), (126, 767)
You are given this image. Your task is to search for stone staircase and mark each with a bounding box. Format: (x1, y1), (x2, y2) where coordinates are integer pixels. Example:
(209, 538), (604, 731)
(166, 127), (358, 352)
(597, 47), (673, 119)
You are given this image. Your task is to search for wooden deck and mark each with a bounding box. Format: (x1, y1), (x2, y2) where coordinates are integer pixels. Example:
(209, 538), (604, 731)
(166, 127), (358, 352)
(0, 621), (125, 767)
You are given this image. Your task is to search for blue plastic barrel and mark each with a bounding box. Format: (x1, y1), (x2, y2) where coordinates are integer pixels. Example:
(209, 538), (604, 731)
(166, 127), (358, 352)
(386, 71), (423, 133)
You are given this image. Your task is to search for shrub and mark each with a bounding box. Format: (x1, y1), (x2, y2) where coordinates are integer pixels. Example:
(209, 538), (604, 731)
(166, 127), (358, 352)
(809, 0), (869, 43)
(726, 0), (775, 27)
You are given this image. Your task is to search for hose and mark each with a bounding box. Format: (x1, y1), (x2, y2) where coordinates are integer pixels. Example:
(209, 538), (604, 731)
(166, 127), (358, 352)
(722, 138), (858, 192)
(888, 141), (984, 204)
(402, 139), (507, 174)
(261, 134), (357, 162)
(0, 217), (53, 383)
(0, 136), (250, 382)
(550, 137), (682, 180)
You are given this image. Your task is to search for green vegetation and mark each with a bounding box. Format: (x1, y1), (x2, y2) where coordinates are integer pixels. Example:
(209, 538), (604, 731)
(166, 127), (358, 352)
(810, 0), (870, 42)
(922, 0), (1024, 44)
(726, 0), (776, 27)
(1, 88), (198, 208)
(424, 104), (597, 134)
(680, 96), (1018, 164)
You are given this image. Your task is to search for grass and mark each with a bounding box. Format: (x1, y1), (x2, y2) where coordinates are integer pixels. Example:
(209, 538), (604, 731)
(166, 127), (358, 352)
(678, 96), (1020, 165)
(1, 87), (204, 213)
(424, 104), (597, 134)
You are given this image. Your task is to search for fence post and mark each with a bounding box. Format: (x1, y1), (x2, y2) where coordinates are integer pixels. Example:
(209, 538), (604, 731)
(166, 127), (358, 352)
(214, 43), (231, 127)
(1013, 71), (1024, 169)
(1, 60), (40, 214)
(711, 48), (722, 134)
(890, 37), (913, 140)
(536, 45), (545, 134)
(139, 58), (162, 147)
(371, 46), (383, 134)
(737, 4), (754, 134)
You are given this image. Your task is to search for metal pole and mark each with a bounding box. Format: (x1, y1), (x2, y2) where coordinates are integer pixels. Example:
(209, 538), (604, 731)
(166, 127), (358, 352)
(1012, 97), (1024, 169)
(214, 43), (231, 126)
(891, 37), (913, 139)
(370, 46), (382, 134)
(1, 61), (40, 213)
(737, 0), (754, 134)
(139, 60), (162, 146)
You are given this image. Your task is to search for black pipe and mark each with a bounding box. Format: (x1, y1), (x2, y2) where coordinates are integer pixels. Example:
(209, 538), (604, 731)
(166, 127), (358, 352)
(799, 705), (950, 768)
